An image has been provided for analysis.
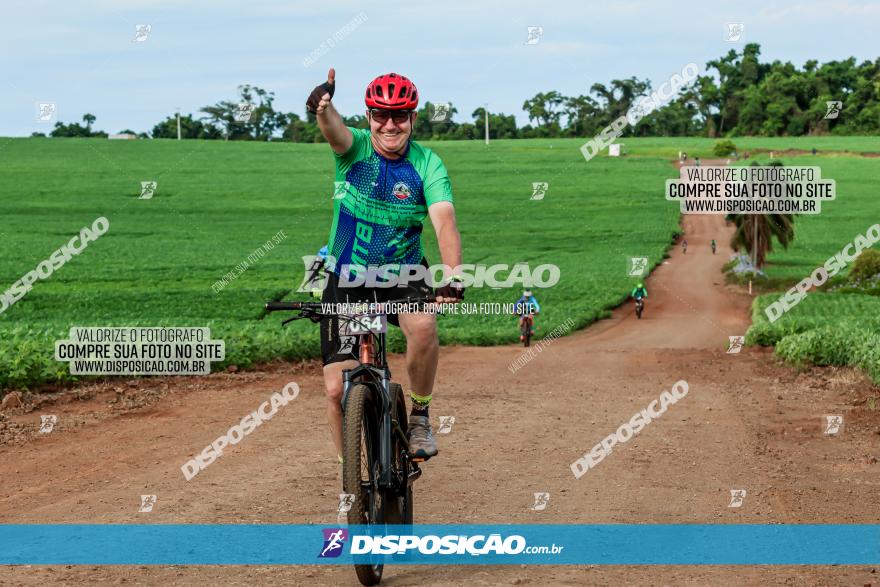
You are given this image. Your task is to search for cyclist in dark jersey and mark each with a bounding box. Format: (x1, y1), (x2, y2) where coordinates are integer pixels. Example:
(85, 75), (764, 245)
(306, 68), (463, 462)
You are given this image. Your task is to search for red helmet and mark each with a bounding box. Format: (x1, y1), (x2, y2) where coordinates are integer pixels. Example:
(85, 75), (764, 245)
(365, 73), (419, 110)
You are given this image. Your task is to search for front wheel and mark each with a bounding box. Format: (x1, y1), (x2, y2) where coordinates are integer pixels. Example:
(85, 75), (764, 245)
(343, 384), (384, 586)
(384, 383), (413, 526)
(521, 319), (531, 347)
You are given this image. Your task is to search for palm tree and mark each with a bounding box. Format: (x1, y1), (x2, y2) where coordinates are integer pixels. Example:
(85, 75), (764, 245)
(82, 113), (96, 132)
(725, 160), (795, 269)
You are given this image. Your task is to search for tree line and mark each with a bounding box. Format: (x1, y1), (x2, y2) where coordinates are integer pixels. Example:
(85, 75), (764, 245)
(38, 44), (879, 141)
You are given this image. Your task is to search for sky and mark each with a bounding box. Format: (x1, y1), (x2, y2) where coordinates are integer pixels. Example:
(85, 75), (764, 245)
(2, 0), (878, 137)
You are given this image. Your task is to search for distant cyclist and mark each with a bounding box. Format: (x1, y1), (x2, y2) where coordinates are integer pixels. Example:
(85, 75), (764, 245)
(631, 282), (648, 301)
(631, 282), (648, 319)
(513, 290), (540, 340)
(682, 239), (688, 254)
(711, 239), (717, 255)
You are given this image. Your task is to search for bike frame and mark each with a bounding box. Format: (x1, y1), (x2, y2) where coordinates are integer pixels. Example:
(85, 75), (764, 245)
(340, 338), (396, 487)
(265, 297), (427, 489)
(341, 330), (421, 488)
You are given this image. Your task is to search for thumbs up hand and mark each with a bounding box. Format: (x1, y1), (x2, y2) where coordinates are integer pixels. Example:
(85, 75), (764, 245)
(306, 68), (336, 115)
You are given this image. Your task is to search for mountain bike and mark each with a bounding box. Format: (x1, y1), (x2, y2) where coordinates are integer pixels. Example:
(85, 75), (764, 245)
(265, 296), (431, 586)
(635, 298), (645, 319)
(520, 313), (535, 347)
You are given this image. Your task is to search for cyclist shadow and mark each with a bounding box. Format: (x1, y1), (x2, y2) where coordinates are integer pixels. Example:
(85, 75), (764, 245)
(378, 564), (492, 584)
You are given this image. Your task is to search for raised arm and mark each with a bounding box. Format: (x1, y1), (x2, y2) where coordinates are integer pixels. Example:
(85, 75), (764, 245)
(306, 68), (353, 155)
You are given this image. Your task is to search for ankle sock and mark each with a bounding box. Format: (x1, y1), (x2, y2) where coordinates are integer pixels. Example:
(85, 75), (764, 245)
(409, 391), (431, 418)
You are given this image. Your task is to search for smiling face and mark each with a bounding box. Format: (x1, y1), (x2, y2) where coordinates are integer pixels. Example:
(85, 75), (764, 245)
(367, 109), (417, 158)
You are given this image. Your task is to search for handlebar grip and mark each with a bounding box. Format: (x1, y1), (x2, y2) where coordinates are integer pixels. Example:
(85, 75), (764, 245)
(265, 301), (303, 312)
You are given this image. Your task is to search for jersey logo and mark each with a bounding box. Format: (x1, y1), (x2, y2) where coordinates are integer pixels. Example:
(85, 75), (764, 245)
(392, 182), (412, 200)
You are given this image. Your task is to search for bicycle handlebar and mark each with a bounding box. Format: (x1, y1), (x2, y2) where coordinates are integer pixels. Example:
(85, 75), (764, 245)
(265, 301), (320, 312)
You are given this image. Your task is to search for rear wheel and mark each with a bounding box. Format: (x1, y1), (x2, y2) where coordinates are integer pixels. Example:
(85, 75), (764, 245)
(384, 383), (413, 526)
(343, 384), (383, 586)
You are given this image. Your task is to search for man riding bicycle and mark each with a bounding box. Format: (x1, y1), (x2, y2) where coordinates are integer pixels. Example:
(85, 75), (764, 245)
(307, 68), (463, 463)
(682, 239), (688, 254)
(711, 239), (717, 254)
(513, 290), (540, 341)
(631, 282), (648, 301)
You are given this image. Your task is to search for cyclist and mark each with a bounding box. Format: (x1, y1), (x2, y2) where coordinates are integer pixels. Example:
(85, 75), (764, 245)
(306, 68), (463, 463)
(711, 239), (717, 255)
(682, 239), (688, 254)
(513, 289), (540, 341)
(631, 282), (648, 302)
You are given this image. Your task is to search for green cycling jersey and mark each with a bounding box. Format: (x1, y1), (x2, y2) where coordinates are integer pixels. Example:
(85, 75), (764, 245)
(326, 127), (454, 279)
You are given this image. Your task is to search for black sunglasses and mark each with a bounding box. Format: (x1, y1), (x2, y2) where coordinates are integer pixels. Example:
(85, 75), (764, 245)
(369, 109), (413, 124)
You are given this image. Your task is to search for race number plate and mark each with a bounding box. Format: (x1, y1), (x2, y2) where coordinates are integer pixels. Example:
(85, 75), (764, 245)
(341, 314), (387, 335)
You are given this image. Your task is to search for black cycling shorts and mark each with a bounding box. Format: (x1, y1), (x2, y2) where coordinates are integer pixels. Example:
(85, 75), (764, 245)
(319, 259), (434, 366)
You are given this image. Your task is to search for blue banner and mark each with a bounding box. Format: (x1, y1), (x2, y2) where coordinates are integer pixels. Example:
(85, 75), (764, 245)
(1, 524), (878, 565)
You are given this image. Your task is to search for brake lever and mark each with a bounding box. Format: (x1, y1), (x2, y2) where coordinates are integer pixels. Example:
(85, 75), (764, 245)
(283, 311), (324, 325)
(281, 313), (312, 327)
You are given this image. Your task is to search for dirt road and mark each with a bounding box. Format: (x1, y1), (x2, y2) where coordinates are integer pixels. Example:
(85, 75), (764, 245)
(2, 204), (879, 585)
